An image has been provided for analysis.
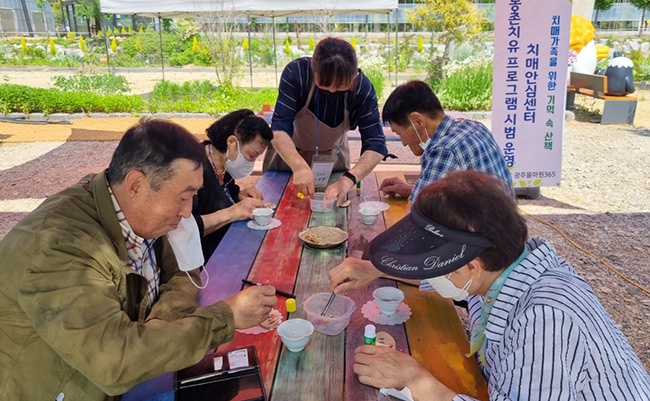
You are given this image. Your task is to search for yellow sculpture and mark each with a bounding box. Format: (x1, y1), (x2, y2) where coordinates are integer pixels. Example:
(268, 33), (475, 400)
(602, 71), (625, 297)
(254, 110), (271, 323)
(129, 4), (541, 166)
(596, 44), (610, 60)
(569, 15), (597, 74)
(569, 15), (594, 54)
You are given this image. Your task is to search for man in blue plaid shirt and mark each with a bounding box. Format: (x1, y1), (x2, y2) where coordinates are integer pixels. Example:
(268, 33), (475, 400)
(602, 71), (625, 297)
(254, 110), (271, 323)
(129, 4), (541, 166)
(379, 80), (512, 203)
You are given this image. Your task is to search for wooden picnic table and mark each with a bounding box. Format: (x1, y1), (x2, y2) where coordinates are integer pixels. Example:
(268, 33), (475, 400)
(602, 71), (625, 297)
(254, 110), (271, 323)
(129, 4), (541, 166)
(124, 170), (488, 401)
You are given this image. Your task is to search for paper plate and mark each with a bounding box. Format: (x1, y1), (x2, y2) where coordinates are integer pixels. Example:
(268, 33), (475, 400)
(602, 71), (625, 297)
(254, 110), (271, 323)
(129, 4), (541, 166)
(247, 218), (282, 231)
(361, 299), (411, 325)
(299, 226), (348, 249)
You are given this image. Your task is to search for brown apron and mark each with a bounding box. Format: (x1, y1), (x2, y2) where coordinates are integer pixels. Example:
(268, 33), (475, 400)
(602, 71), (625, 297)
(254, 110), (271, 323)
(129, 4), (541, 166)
(263, 83), (351, 172)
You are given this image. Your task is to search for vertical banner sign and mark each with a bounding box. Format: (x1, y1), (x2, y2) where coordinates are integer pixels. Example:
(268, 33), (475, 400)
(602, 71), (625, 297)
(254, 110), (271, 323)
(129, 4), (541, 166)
(492, 0), (572, 188)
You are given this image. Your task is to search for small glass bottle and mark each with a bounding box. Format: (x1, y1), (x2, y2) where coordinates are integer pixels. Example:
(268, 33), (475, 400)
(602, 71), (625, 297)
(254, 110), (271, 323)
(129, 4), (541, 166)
(363, 324), (376, 345)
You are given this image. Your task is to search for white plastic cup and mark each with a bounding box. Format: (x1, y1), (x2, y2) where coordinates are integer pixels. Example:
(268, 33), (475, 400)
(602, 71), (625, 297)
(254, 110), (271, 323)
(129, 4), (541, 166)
(359, 207), (380, 225)
(373, 287), (404, 316)
(252, 207), (273, 226)
(277, 318), (314, 352)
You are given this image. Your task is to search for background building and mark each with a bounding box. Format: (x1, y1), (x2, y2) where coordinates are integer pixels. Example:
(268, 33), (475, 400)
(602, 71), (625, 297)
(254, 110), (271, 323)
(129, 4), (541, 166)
(2, 0), (647, 37)
(0, 0), (55, 36)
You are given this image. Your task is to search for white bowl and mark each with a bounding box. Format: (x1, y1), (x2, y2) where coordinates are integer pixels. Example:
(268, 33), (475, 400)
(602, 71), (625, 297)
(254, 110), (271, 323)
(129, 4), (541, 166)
(373, 287), (404, 316)
(277, 318), (314, 352)
(252, 207), (273, 226)
(359, 207), (380, 225)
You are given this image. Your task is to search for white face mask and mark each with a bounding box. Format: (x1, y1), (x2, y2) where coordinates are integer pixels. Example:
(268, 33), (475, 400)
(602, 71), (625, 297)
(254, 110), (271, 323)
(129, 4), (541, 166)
(166, 216), (208, 289)
(425, 274), (473, 302)
(225, 139), (255, 179)
(410, 119), (431, 150)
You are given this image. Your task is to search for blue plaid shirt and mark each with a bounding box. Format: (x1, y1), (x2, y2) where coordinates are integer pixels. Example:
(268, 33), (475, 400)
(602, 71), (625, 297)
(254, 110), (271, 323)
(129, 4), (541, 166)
(411, 115), (513, 202)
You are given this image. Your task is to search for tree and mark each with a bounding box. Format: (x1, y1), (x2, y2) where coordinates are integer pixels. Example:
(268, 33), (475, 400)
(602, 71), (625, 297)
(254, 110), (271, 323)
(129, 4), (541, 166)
(52, 0), (64, 28)
(75, 0), (103, 34)
(406, 0), (484, 76)
(630, 0), (650, 36)
(196, 9), (245, 85)
(593, 0), (615, 27)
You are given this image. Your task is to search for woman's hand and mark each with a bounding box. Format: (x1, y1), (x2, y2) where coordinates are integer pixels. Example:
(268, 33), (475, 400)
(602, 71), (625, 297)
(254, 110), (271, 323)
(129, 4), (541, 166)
(324, 177), (354, 206)
(292, 166), (316, 197)
(329, 258), (382, 294)
(239, 186), (264, 200)
(353, 345), (457, 401)
(229, 197), (265, 221)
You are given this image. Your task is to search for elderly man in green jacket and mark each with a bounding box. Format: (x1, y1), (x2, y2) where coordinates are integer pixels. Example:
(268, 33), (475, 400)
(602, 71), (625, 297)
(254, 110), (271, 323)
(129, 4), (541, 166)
(0, 119), (277, 400)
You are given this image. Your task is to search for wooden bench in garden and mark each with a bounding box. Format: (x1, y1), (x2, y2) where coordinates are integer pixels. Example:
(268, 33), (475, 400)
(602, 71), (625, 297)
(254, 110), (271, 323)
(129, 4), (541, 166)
(567, 71), (637, 125)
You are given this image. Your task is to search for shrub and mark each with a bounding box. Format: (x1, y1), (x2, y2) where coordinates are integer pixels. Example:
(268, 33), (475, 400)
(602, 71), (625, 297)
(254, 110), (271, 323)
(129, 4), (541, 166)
(0, 84), (143, 114)
(363, 66), (387, 101)
(424, 56), (445, 92)
(149, 80), (277, 114)
(52, 74), (130, 95)
(435, 59), (493, 111)
(168, 49), (193, 66)
(628, 50), (650, 81)
(121, 31), (187, 65)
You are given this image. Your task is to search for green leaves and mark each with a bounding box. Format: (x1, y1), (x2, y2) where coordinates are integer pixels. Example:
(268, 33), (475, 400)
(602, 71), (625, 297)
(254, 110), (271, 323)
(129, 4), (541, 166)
(0, 85), (142, 115)
(432, 59), (493, 111)
(148, 80), (278, 114)
(52, 74), (130, 95)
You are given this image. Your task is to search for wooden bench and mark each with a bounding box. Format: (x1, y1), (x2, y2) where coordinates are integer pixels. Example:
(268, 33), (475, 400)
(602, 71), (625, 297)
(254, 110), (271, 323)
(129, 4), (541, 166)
(567, 71), (637, 125)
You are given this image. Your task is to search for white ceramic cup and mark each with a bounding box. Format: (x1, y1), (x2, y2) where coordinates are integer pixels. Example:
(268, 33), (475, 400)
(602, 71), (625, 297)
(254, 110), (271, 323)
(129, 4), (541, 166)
(373, 287), (405, 316)
(252, 207), (273, 226)
(277, 318), (314, 352)
(359, 207), (380, 225)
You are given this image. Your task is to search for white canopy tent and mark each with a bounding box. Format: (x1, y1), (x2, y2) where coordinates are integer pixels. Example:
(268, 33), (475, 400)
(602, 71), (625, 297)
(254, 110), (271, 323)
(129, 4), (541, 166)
(100, 0), (397, 18)
(100, 0), (399, 86)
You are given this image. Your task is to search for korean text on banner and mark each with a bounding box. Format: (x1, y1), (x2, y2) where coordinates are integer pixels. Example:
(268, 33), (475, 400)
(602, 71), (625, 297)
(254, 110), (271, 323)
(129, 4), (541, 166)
(491, 0), (572, 188)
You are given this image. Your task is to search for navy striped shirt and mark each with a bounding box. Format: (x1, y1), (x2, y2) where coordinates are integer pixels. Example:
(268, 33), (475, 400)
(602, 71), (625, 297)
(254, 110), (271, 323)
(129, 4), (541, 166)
(445, 238), (650, 400)
(271, 57), (387, 156)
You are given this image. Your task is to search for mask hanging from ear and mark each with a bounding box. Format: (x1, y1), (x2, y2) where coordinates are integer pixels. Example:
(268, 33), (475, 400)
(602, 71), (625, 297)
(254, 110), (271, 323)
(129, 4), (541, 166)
(225, 139), (255, 179)
(410, 119), (431, 150)
(166, 216), (209, 289)
(425, 275), (473, 302)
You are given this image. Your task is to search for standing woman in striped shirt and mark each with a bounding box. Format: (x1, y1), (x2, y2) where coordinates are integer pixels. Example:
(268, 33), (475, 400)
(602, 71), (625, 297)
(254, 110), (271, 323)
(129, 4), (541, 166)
(264, 37), (388, 205)
(330, 170), (650, 400)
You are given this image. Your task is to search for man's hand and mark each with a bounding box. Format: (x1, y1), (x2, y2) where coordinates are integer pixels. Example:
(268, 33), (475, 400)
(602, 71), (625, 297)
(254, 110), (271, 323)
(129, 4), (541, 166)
(329, 258), (382, 294)
(379, 177), (413, 198)
(239, 187), (264, 200)
(224, 285), (277, 329)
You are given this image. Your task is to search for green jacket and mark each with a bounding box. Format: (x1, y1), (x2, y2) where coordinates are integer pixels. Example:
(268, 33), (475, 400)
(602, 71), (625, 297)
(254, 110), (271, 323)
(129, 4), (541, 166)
(0, 172), (235, 400)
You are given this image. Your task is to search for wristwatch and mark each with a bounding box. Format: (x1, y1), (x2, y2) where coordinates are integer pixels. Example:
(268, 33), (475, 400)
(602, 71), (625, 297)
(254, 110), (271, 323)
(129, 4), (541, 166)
(342, 170), (357, 185)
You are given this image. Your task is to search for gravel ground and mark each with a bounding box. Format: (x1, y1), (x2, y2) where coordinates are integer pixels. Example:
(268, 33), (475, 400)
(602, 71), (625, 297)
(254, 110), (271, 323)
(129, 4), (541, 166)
(0, 69), (648, 371)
